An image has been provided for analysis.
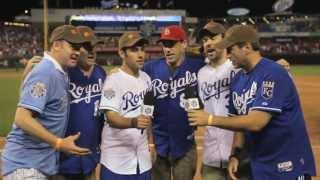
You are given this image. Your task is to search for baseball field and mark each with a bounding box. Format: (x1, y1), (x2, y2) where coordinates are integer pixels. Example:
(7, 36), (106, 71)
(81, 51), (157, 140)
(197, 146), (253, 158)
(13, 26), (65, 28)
(0, 65), (320, 179)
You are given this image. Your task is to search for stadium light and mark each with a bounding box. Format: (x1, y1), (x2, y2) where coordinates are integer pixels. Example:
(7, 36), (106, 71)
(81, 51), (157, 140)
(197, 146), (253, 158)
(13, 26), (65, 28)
(263, 17), (270, 24)
(227, 7), (250, 16)
(70, 14), (182, 22)
(248, 17), (255, 24)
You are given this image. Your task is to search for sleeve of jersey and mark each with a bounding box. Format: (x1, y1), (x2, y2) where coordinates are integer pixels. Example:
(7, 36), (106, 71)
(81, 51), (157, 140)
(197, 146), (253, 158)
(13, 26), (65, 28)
(18, 72), (51, 114)
(99, 77), (121, 113)
(250, 73), (288, 114)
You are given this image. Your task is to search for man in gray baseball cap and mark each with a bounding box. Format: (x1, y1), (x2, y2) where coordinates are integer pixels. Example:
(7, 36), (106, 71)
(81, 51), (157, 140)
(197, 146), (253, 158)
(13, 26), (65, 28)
(188, 24), (316, 180)
(50, 25), (87, 44)
(214, 25), (259, 50)
(118, 31), (148, 50)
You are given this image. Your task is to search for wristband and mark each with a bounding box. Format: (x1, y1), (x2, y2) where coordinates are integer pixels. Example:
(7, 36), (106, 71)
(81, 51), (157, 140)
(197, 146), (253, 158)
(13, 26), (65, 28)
(55, 138), (62, 150)
(148, 144), (155, 148)
(148, 143), (155, 152)
(207, 115), (213, 125)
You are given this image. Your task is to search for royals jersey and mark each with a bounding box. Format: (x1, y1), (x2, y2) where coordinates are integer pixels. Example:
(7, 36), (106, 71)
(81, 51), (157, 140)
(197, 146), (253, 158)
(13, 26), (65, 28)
(143, 57), (205, 159)
(2, 54), (69, 176)
(99, 69), (152, 175)
(229, 58), (316, 179)
(198, 60), (239, 168)
(59, 65), (106, 175)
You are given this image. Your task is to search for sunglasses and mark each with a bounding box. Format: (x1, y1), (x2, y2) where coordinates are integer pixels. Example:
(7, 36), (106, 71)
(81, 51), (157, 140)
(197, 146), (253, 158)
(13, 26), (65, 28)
(161, 40), (178, 48)
(67, 42), (82, 51)
(83, 42), (94, 52)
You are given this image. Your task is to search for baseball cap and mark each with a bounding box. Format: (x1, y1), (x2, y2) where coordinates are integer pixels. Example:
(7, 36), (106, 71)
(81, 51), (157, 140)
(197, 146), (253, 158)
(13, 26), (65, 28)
(214, 25), (259, 49)
(118, 32), (148, 50)
(197, 21), (226, 42)
(49, 25), (86, 44)
(77, 26), (102, 46)
(157, 25), (187, 42)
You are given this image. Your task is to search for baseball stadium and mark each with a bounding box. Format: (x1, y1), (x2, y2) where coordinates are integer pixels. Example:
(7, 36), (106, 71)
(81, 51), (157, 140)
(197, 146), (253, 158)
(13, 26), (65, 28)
(0, 0), (320, 179)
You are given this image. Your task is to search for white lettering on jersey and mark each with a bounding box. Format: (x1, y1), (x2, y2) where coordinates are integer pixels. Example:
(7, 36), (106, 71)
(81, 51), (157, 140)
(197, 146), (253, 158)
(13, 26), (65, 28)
(69, 78), (103, 104)
(262, 81), (275, 100)
(232, 81), (257, 115)
(152, 71), (197, 99)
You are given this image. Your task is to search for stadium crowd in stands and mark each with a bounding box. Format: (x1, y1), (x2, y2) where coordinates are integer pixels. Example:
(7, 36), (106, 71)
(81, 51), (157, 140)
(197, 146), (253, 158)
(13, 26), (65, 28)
(1, 19), (320, 66)
(0, 25), (43, 60)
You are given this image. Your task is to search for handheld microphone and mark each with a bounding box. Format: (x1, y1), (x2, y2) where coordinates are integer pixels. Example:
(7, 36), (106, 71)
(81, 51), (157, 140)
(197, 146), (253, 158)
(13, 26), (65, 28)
(141, 91), (155, 134)
(184, 85), (203, 136)
(184, 85), (203, 110)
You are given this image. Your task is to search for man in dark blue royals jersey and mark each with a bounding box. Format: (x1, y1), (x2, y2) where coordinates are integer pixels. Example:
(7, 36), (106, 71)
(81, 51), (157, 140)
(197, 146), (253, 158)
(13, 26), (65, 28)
(57, 26), (106, 180)
(187, 25), (316, 180)
(143, 25), (205, 180)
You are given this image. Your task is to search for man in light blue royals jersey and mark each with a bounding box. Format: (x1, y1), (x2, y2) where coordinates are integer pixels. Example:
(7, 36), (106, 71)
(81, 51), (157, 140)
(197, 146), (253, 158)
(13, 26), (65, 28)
(2, 25), (91, 180)
(19, 26), (106, 180)
(143, 25), (205, 180)
(187, 25), (316, 180)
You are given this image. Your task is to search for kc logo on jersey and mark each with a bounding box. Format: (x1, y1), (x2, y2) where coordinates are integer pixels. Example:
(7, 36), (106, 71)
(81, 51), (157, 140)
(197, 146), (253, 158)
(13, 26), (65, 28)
(262, 81), (274, 100)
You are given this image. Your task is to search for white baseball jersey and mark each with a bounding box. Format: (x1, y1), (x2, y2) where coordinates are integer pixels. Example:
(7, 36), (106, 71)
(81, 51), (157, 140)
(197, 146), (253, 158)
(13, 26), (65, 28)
(99, 69), (152, 175)
(198, 59), (239, 168)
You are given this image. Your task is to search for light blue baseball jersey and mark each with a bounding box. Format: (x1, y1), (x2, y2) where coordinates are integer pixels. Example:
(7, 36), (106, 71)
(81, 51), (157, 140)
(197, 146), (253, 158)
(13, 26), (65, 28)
(2, 53), (69, 176)
(229, 58), (316, 179)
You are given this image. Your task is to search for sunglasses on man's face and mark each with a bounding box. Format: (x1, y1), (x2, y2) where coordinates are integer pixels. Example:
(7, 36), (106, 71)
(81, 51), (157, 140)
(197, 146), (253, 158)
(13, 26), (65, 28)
(161, 40), (178, 48)
(67, 42), (82, 51)
(82, 42), (94, 52)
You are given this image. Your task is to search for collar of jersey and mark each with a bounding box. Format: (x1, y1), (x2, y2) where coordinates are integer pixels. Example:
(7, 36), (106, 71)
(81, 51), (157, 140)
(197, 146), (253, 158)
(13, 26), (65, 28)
(44, 52), (67, 75)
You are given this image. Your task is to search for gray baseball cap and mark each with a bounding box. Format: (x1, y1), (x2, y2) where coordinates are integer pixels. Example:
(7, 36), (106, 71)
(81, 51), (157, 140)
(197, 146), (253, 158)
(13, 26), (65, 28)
(118, 32), (148, 49)
(77, 26), (103, 46)
(49, 25), (86, 44)
(214, 25), (259, 49)
(197, 21), (226, 41)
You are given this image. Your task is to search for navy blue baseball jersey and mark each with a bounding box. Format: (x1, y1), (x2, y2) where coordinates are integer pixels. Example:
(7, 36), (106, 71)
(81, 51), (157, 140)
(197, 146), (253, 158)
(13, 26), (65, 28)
(143, 57), (205, 159)
(229, 58), (316, 179)
(59, 65), (106, 175)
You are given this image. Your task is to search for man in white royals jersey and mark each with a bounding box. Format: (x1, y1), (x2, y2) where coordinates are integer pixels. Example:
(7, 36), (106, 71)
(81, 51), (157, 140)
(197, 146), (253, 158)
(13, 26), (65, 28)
(197, 21), (241, 180)
(99, 32), (153, 180)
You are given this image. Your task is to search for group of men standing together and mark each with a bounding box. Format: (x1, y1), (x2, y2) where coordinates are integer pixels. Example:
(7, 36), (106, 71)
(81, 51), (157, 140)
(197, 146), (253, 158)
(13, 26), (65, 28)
(1, 20), (316, 180)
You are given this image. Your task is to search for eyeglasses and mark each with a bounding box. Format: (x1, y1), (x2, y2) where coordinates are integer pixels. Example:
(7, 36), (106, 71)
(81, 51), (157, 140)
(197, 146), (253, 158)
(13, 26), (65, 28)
(161, 40), (178, 48)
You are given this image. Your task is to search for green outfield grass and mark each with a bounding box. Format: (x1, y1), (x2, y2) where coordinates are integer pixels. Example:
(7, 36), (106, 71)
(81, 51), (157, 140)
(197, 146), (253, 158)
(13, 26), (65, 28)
(0, 65), (320, 136)
(0, 71), (21, 136)
(290, 65), (320, 75)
